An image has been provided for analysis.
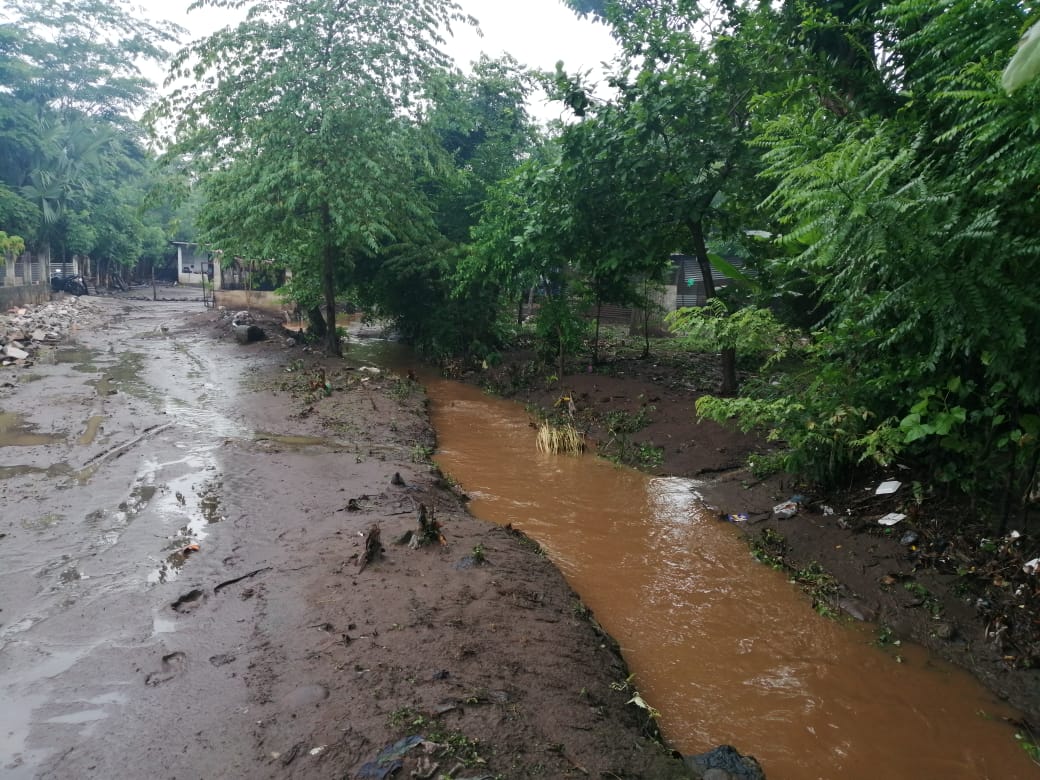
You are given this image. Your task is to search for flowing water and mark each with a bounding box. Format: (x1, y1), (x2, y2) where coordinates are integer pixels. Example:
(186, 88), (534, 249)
(420, 376), (1038, 780)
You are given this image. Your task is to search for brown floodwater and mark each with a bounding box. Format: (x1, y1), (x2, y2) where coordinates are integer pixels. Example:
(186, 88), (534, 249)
(424, 378), (1038, 780)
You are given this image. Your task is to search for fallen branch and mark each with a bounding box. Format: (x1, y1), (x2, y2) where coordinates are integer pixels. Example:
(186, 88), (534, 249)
(214, 567), (272, 594)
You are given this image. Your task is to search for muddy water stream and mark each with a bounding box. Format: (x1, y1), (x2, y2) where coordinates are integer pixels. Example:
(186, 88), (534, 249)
(420, 377), (1036, 779)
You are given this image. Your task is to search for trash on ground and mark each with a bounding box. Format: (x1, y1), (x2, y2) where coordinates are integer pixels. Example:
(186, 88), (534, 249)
(1024, 558), (1040, 575)
(357, 735), (425, 779)
(878, 512), (907, 526)
(773, 500), (800, 519)
(821, 505), (835, 516)
(899, 531), (920, 546)
(723, 513), (749, 523)
(875, 480), (902, 495)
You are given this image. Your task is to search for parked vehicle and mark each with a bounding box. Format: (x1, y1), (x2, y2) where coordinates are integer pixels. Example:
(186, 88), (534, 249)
(50, 273), (90, 296)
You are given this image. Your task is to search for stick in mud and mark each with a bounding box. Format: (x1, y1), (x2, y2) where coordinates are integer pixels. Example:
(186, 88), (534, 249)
(214, 566), (272, 594)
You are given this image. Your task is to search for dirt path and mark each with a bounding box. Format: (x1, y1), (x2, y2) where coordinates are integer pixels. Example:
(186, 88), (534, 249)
(0, 297), (699, 779)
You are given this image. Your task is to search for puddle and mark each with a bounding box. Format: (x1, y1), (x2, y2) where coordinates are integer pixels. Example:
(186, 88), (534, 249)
(254, 431), (337, 448)
(147, 472), (224, 584)
(90, 353), (158, 403)
(77, 415), (104, 446)
(51, 348), (95, 366)
(21, 513), (65, 531)
(0, 412), (64, 447)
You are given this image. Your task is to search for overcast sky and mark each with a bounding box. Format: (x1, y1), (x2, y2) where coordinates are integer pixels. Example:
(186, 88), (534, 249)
(141, 0), (620, 121)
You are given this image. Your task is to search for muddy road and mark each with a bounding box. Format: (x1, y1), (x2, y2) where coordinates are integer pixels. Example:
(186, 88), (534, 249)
(0, 297), (275, 776)
(0, 296), (691, 779)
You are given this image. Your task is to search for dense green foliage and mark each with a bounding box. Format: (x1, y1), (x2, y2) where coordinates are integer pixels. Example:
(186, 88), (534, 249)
(487, 0), (1039, 515)
(0, 0), (180, 278)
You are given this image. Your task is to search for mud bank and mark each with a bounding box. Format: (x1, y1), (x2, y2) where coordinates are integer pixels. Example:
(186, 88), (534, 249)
(1, 300), (710, 779)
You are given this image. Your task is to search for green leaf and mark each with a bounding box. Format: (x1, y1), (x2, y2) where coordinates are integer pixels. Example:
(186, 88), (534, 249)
(707, 253), (760, 292)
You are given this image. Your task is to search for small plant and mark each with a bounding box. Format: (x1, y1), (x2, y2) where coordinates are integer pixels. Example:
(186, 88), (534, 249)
(636, 442), (664, 469)
(386, 706), (485, 767)
(875, 624), (901, 647)
(1015, 730), (1040, 765)
(411, 443), (434, 463)
(904, 580), (944, 617)
(471, 544), (486, 564)
(747, 451), (787, 479)
(535, 421), (585, 455)
(750, 528), (786, 568)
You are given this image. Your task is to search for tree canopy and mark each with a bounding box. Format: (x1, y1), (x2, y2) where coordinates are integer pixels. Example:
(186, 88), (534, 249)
(152, 0), (476, 355)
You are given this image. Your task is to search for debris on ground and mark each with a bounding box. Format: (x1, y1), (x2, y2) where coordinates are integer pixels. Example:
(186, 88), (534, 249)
(397, 503), (446, 549)
(878, 512), (906, 526)
(772, 499), (801, 519)
(684, 744), (766, 780)
(230, 310), (267, 344)
(875, 480), (902, 495)
(1, 298), (89, 366)
(357, 524), (382, 573)
(357, 735), (424, 779)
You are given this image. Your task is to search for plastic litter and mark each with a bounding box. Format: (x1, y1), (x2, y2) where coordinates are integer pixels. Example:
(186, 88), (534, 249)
(723, 513), (749, 523)
(822, 505), (835, 516)
(899, 530), (919, 546)
(772, 500), (799, 519)
(1024, 558), (1040, 575)
(875, 480), (902, 495)
(878, 512), (906, 526)
(357, 735), (424, 779)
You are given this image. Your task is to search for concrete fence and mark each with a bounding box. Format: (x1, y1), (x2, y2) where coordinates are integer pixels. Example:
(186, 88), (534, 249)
(213, 289), (289, 318)
(0, 284), (51, 310)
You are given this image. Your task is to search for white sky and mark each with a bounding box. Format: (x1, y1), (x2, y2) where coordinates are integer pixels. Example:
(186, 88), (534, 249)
(140, 0), (620, 122)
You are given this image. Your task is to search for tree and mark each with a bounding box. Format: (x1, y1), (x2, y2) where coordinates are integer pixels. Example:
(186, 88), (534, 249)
(549, 2), (765, 390)
(353, 55), (539, 360)
(0, 0), (180, 275)
(719, 0), (1040, 509)
(152, 0), (473, 356)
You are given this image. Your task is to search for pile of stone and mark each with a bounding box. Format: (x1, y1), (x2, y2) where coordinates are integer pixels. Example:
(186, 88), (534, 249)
(1, 299), (83, 367)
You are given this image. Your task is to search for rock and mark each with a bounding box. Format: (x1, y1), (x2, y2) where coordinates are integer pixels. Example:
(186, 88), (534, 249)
(31, 329), (45, 342)
(684, 745), (766, 780)
(3, 344), (29, 360)
(837, 596), (877, 622)
(233, 323), (266, 344)
(934, 622), (956, 640)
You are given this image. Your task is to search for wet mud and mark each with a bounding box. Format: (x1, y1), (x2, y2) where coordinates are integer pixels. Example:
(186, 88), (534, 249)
(0, 297), (689, 779)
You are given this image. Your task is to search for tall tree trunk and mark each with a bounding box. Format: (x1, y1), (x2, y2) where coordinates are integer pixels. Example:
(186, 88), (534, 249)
(556, 323), (564, 386)
(307, 305), (327, 339)
(321, 204), (341, 357)
(686, 217), (738, 394)
(686, 218), (717, 300)
(593, 297), (602, 365)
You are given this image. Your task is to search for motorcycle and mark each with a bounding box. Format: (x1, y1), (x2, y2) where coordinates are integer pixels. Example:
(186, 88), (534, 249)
(50, 273), (90, 296)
